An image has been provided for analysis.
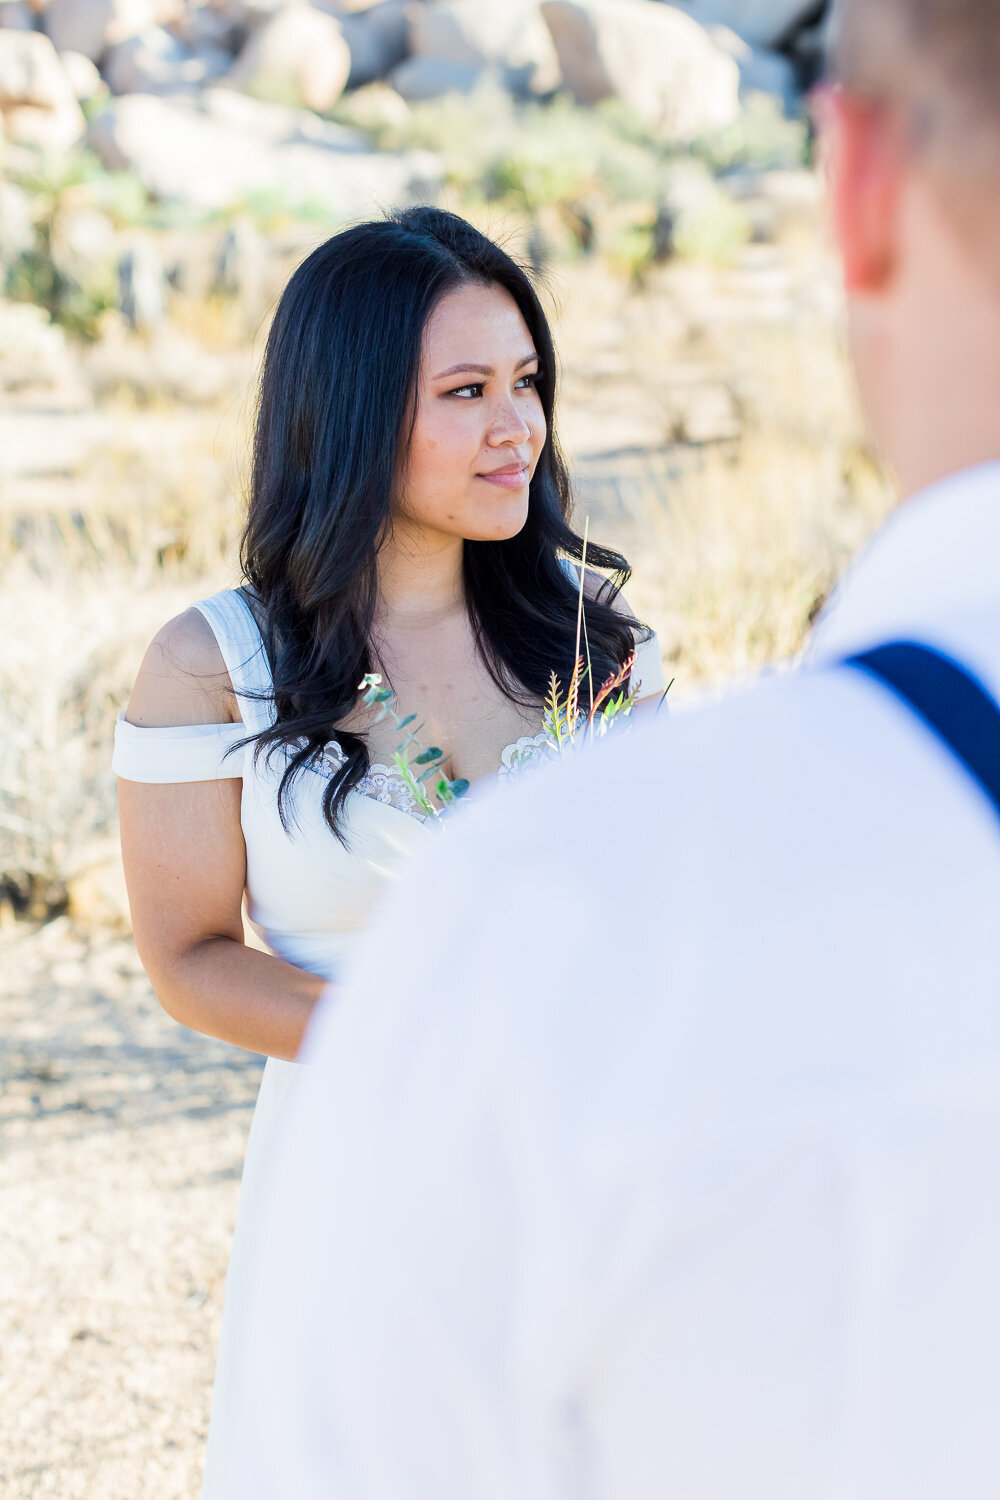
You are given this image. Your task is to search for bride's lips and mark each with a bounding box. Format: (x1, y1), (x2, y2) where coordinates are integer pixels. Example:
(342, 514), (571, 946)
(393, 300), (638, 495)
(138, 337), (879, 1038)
(477, 462), (530, 489)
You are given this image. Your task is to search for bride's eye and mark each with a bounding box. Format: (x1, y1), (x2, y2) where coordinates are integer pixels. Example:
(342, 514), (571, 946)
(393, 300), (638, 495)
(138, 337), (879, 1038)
(515, 373), (539, 390)
(449, 383), (484, 399)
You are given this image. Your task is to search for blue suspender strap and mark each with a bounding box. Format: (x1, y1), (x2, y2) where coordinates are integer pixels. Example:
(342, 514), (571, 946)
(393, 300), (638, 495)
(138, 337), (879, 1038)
(844, 641), (1000, 827)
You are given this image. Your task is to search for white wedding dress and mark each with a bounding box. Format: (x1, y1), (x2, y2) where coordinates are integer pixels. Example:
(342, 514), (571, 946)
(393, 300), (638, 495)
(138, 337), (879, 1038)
(112, 582), (665, 1497)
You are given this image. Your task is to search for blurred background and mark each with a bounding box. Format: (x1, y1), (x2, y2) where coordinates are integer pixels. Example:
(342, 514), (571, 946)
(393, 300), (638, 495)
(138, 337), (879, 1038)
(0, 1), (891, 1494)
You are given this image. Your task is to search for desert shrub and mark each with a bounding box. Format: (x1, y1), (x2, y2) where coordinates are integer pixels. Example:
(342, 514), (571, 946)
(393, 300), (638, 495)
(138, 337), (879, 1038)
(4, 151), (153, 339)
(660, 159), (752, 264)
(696, 92), (811, 173)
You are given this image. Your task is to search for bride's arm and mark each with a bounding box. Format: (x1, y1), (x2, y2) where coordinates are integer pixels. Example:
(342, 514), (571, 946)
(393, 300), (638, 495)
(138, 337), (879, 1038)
(117, 610), (325, 1062)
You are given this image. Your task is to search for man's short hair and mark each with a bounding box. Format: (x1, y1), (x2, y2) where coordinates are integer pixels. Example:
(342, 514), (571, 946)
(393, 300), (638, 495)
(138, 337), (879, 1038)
(830, 0), (1000, 146)
(829, 0), (1000, 228)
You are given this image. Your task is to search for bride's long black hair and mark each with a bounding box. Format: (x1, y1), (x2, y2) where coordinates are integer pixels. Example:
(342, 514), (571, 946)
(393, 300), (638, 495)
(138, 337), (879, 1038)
(238, 205), (647, 839)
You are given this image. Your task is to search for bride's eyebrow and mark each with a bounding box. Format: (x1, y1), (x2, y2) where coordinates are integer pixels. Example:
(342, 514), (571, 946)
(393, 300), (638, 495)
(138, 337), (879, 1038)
(432, 354), (540, 380)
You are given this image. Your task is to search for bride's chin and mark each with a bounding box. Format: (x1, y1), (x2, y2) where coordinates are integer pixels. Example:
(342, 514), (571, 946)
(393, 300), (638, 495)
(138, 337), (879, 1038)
(462, 516), (529, 543)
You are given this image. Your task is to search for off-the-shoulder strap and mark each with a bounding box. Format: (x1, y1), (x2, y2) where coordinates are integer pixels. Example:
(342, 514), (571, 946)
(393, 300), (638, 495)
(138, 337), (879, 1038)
(193, 588), (275, 733)
(113, 713), (247, 783)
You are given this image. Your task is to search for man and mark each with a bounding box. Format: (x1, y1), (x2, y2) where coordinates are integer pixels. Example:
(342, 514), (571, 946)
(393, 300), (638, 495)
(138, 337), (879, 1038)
(230, 1), (1000, 1493)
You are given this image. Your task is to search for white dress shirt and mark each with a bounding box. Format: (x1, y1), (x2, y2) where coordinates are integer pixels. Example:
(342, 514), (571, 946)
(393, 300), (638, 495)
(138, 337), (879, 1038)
(230, 464), (1000, 1500)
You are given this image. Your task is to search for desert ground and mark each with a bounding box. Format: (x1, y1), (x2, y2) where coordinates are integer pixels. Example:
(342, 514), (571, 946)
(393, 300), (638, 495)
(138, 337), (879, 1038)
(0, 245), (889, 1499)
(0, 1), (894, 1489)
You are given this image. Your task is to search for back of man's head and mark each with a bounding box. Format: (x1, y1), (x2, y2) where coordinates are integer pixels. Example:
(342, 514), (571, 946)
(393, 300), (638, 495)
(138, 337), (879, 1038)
(829, 0), (1000, 247)
(820, 0), (1000, 499)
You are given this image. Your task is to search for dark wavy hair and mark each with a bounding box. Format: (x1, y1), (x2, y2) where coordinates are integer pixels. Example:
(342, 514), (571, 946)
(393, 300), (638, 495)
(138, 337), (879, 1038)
(236, 205), (646, 840)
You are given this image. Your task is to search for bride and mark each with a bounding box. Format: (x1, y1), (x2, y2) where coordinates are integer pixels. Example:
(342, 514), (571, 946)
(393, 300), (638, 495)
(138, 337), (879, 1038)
(113, 206), (665, 1494)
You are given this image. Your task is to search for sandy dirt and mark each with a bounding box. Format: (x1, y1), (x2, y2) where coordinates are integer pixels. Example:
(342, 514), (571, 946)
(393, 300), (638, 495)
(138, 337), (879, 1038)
(0, 917), (263, 1500)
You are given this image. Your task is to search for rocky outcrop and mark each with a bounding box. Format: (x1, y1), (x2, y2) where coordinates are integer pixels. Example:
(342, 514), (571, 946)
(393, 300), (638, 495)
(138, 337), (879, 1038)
(103, 26), (231, 94)
(670, 0), (824, 51)
(541, 0), (741, 139)
(87, 89), (440, 213)
(406, 0), (561, 99)
(331, 0), (409, 90)
(0, 30), (86, 150)
(41, 0), (159, 63)
(225, 3), (352, 112)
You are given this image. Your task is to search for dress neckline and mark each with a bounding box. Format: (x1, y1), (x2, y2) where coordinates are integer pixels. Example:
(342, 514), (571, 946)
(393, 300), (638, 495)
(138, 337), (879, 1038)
(232, 587), (549, 805)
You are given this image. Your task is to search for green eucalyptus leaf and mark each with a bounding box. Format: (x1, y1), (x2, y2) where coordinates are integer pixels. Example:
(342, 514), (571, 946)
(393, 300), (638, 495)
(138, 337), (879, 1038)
(414, 747), (442, 765)
(375, 688), (394, 703)
(395, 714), (417, 730)
(450, 778), (470, 798)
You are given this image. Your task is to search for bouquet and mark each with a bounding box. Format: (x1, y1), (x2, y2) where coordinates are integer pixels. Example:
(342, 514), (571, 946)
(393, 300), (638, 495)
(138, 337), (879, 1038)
(359, 523), (669, 818)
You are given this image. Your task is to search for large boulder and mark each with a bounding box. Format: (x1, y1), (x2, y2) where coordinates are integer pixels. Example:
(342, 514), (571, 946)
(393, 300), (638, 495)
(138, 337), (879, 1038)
(0, 30), (86, 148)
(87, 90), (440, 214)
(0, 3), (34, 32)
(389, 53), (480, 102)
(333, 0), (408, 89)
(59, 49), (108, 102)
(541, 0), (740, 139)
(701, 19), (799, 108)
(667, 0), (823, 51)
(201, 84), (368, 148)
(226, 2), (352, 111)
(103, 26), (231, 94)
(407, 0), (560, 98)
(41, 0), (158, 62)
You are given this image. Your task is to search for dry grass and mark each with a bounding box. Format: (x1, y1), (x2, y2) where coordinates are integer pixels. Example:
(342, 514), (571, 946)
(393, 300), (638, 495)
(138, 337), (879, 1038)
(0, 422), (241, 915)
(0, 246), (893, 913)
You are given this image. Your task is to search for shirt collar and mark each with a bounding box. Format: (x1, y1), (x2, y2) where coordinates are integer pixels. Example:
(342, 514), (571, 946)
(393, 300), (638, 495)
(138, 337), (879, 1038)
(807, 461), (1000, 663)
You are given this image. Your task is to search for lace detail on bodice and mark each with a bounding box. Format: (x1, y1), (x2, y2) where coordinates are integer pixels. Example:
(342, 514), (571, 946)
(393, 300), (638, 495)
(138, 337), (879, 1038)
(314, 741), (429, 823)
(497, 730), (555, 781)
(358, 764), (424, 819)
(310, 728), (554, 821)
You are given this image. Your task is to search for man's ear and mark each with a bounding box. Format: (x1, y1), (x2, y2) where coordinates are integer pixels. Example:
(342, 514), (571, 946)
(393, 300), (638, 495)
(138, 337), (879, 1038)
(813, 83), (904, 294)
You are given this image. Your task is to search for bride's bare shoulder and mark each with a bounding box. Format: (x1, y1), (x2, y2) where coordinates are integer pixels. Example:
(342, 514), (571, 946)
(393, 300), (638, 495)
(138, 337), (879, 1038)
(124, 607), (240, 728)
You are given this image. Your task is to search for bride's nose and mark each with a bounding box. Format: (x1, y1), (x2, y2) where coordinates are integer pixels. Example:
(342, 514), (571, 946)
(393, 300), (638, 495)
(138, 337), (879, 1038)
(486, 395), (532, 446)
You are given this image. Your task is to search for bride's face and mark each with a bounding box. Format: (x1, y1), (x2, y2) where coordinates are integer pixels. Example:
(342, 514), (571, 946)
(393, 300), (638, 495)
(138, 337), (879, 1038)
(396, 281), (547, 543)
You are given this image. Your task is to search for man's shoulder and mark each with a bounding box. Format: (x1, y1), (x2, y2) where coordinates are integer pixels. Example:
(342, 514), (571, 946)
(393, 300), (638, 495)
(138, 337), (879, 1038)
(473, 665), (876, 860)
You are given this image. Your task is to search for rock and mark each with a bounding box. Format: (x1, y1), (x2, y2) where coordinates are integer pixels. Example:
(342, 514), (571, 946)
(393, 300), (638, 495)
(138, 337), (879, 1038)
(66, 858), (132, 935)
(407, 0), (560, 98)
(212, 217), (267, 313)
(389, 52), (480, 102)
(226, 2), (351, 111)
(701, 21), (799, 108)
(540, 0), (740, 139)
(103, 26), (230, 94)
(0, 30), (85, 148)
(87, 91), (440, 214)
(0, 3), (34, 32)
(334, 0), (408, 89)
(737, 44), (798, 105)
(49, 202), (117, 287)
(59, 49), (106, 101)
(336, 78), (411, 134)
(41, 0), (157, 62)
(664, 0), (823, 51)
(0, 298), (75, 393)
(117, 240), (165, 330)
(170, 4), (242, 53)
(87, 323), (239, 404)
(204, 0), (288, 28)
(201, 84), (368, 150)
